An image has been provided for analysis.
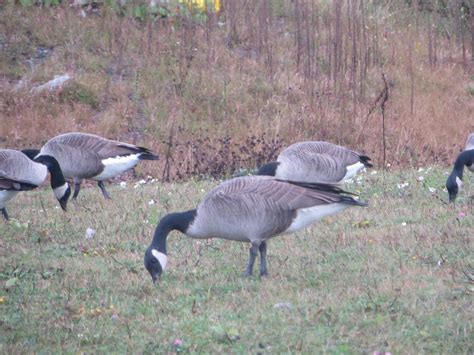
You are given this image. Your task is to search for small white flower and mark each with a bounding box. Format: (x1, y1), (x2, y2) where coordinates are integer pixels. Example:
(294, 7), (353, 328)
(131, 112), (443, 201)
(119, 181), (127, 188)
(200, 189), (205, 192)
(386, 163), (391, 167)
(397, 182), (409, 189)
(371, 171), (378, 175)
(148, 199), (155, 205)
(402, 222), (407, 226)
(417, 167), (424, 172)
(428, 187), (436, 193)
(138, 179), (146, 185)
(85, 227), (96, 240)
(417, 176), (424, 181)
(168, 191), (172, 196)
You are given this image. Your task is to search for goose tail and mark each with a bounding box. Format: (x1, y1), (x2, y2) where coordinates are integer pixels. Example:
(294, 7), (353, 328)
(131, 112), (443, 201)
(137, 147), (160, 161)
(359, 155), (373, 168)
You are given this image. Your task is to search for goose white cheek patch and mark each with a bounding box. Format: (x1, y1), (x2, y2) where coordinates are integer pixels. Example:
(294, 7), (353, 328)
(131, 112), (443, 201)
(54, 183), (69, 200)
(456, 176), (463, 189)
(151, 249), (167, 270)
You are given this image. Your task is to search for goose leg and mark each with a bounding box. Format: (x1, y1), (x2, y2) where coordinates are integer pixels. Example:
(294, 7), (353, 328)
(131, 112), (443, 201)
(244, 243), (259, 277)
(259, 241), (268, 276)
(98, 181), (111, 199)
(1, 208), (9, 221)
(72, 178), (82, 200)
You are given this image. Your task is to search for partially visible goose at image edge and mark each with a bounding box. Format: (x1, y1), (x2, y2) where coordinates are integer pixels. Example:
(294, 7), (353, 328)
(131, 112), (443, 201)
(0, 149), (71, 221)
(144, 175), (368, 283)
(446, 133), (474, 202)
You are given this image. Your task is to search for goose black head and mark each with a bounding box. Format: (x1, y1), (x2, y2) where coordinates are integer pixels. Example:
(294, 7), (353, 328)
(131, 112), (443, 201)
(144, 247), (167, 283)
(446, 173), (462, 203)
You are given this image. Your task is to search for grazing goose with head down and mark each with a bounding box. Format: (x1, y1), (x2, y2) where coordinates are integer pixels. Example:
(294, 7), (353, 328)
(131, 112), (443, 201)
(0, 149), (70, 220)
(446, 133), (474, 202)
(144, 176), (367, 283)
(34, 132), (159, 199)
(257, 141), (372, 184)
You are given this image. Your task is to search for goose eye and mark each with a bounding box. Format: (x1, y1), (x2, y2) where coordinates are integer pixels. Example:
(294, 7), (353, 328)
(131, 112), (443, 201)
(150, 258), (157, 264)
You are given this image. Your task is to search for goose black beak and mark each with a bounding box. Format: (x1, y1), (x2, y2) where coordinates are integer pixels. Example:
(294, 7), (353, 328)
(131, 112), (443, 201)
(151, 274), (159, 284)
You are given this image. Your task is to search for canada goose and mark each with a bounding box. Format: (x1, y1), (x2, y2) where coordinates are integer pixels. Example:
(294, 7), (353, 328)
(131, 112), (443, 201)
(0, 149), (71, 220)
(144, 176), (367, 282)
(34, 132), (159, 199)
(257, 141), (372, 184)
(446, 134), (474, 202)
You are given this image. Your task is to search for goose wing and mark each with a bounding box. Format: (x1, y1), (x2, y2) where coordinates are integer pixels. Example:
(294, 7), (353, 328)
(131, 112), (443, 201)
(277, 151), (347, 183)
(192, 176), (358, 240)
(0, 149), (46, 189)
(281, 141), (361, 165)
(50, 133), (150, 159)
(40, 135), (103, 178)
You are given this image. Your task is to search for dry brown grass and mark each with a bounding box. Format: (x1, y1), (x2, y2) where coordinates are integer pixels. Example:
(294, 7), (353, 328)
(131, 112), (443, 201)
(1, 1), (473, 179)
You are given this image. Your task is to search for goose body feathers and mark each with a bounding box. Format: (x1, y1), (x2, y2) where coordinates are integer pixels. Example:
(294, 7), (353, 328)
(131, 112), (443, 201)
(37, 132), (159, 199)
(465, 133), (474, 151)
(144, 176), (367, 282)
(258, 141), (372, 184)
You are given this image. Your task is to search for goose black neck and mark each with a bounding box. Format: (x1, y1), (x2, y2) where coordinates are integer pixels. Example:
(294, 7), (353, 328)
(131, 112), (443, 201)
(452, 150), (474, 179)
(34, 155), (66, 189)
(21, 149), (40, 160)
(257, 162), (279, 176)
(151, 209), (197, 254)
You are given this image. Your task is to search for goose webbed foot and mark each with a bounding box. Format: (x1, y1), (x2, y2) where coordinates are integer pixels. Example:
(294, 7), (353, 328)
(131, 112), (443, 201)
(98, 181), (111, 200)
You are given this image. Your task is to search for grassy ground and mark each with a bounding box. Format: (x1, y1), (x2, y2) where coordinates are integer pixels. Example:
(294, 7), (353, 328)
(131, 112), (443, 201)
(0, 168), (473, 353)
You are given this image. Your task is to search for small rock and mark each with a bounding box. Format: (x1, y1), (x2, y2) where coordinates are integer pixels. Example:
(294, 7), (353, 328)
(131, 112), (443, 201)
(33, 74), (71, 93)
(273, 302), (293, 310)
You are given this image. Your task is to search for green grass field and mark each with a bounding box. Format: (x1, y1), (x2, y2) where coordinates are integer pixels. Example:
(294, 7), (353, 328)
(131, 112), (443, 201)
(1, 168), (473, 353)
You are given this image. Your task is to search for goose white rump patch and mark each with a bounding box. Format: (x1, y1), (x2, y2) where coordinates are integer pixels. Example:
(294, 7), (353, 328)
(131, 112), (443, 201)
(343, 162), (365, 181)
(93, 154), (141, 180)
(285, 203), (349, 234)
(0, 190), (20, 208)
(151, 249), (168, 270)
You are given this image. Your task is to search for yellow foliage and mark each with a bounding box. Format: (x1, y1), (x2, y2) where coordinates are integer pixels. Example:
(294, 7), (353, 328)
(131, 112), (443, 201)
(179, 0), (220, 12)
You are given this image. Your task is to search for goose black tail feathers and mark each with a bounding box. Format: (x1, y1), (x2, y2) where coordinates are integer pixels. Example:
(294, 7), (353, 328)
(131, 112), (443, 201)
(359, 155), (373, 168)
(277, 179), (369, 207)
(137, 147), (160, 161)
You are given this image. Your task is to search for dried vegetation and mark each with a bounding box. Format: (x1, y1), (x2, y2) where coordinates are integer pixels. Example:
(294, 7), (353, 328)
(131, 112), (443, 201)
(0, 1), (473, 179)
